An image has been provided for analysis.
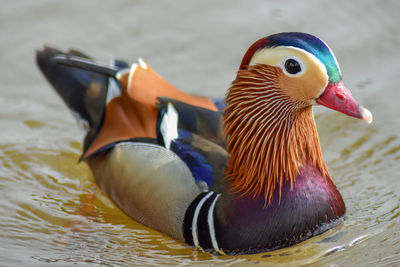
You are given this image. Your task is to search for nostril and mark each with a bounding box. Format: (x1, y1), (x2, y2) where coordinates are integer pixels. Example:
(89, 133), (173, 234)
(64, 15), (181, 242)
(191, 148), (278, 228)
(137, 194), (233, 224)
(336, 92), (345, 100)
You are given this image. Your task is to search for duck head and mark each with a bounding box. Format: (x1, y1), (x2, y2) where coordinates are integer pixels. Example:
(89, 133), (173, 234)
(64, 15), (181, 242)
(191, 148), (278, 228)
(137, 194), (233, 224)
(224, 32), (372, 202)
(239, 32), (372, 123)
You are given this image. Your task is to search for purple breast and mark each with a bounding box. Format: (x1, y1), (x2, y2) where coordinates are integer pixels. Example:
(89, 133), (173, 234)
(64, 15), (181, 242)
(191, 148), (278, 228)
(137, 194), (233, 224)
(215, 160), (345, 253)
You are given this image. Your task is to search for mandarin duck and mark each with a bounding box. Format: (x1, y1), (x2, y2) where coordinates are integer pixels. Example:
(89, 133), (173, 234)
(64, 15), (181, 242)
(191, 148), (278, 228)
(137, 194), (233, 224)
(36, 32), (372, 255)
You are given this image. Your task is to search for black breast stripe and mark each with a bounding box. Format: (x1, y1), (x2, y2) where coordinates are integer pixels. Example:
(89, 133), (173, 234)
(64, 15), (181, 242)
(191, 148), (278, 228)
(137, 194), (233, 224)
(183, 191), (224, 254)
(183, 192), (210, 246)
(197, 192), (218, 249)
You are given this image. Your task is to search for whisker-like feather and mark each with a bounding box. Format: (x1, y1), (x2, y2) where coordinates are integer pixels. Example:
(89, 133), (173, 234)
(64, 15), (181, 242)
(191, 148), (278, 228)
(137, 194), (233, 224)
(224, 64), (330, 203)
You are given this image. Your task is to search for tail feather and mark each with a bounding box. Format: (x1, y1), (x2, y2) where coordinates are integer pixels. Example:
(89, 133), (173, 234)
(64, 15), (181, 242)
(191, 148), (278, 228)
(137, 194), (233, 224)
(51, 54), (119, 78)
(36, 47), (126, 158)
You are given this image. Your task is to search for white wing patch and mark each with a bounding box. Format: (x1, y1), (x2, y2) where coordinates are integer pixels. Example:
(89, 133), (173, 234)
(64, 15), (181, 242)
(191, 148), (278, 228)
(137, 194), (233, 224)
(160, 103), (179, 150)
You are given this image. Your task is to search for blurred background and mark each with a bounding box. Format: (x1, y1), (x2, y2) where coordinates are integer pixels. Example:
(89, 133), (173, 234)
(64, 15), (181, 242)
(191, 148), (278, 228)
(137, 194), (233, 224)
(0, 0), (399, 266)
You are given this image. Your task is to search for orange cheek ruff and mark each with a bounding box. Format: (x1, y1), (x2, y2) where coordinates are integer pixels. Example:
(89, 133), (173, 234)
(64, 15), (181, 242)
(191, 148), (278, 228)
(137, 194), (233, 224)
(224, 64), (330, 204)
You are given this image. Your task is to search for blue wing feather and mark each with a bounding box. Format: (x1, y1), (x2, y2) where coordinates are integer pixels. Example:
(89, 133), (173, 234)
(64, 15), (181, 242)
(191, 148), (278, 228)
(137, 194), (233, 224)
(170, 129), (214, 186)
(156, 99), (228, 188)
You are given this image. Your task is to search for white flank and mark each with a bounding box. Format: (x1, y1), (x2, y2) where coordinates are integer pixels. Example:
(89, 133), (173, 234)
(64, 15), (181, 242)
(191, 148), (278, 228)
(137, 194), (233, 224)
(160, 103), (179, 150)
(192, 192), (214, 250)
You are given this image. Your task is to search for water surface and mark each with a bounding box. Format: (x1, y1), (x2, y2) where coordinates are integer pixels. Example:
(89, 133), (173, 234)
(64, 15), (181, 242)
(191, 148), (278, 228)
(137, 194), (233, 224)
(1, 0), (399, 266)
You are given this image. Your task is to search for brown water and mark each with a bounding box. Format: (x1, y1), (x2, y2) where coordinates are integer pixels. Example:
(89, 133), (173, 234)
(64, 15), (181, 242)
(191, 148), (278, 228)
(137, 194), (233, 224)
(1, 0), (400, 266)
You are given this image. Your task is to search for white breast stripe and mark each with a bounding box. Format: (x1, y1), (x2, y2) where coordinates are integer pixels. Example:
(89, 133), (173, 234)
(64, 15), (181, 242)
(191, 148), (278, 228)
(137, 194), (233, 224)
(207, 193), (225, 255)
(192, 192), (214, 249)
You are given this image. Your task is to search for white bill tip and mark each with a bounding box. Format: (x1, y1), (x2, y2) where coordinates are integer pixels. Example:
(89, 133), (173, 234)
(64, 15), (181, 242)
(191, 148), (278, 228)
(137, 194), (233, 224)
(360, 106), (373, 124)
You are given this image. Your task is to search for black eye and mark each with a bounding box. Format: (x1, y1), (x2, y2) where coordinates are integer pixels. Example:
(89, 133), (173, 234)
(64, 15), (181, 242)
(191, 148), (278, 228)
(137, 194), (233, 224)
(284, 58), (301, 74)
